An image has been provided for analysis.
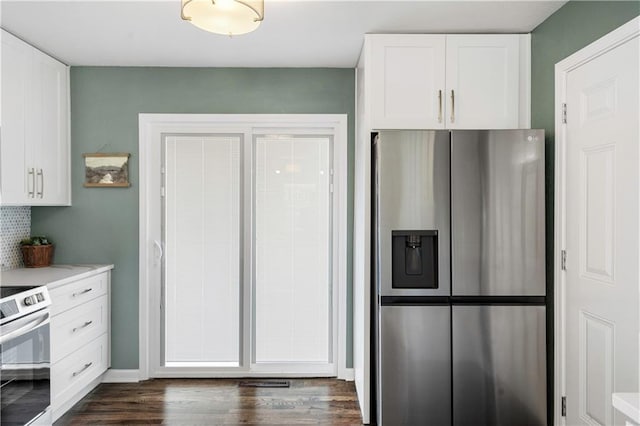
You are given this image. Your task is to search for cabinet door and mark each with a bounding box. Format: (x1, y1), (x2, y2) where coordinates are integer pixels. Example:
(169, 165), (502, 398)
(33, 53), (70, 205)
(0, 30), (70, 206)
(370, 35), (446, 129)
(445, 35), (520, 129)
(1, 32), (32, 204)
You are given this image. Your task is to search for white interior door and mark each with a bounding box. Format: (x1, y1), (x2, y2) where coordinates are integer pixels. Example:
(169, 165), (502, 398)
(564, 35), (639, 425)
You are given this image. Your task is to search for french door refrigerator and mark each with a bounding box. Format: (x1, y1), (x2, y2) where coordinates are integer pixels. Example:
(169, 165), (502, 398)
(373, 129), (547, 426)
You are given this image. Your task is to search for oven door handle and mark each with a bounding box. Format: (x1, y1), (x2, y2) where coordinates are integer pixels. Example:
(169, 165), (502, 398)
(0, 311), (50, 345)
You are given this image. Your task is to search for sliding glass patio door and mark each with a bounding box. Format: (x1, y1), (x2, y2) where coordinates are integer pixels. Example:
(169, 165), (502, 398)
(162, 131), (334, 375)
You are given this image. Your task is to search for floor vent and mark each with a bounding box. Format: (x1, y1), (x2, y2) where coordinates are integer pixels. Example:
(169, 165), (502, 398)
(238, 380), (290, 388)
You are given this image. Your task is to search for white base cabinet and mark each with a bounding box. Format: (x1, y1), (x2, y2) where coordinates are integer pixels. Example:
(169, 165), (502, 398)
(1, 29), (70, 206)
(367, 33), (530, 130)
(48, 269), (111, 421)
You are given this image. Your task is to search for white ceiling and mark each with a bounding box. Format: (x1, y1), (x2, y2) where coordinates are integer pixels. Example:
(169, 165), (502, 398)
(1, 0), (567, 67)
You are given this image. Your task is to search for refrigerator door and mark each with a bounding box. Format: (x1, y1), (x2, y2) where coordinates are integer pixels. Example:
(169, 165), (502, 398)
(380, 305), (451, 425)
(452, 305), (547, 426)
(451, 130), (545, 296)
(375, 131), (450, 297)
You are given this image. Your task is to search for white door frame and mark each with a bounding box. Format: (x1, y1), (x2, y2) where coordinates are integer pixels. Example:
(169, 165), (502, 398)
(554, 16), (640, 426)
(138, 113), (349, 380)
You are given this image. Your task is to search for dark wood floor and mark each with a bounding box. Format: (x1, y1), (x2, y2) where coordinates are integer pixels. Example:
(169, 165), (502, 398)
(55, 378), (363, 425)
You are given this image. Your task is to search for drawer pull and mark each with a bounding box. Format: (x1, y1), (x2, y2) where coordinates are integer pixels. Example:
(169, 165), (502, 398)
(72, 288), (93, 297)
(72, 320), (93, 333)
(72, 362), (93, 377)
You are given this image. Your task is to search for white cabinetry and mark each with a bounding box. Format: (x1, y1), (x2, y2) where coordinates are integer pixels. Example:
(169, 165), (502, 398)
(1, 30), (70, 205)
(353, 32), (531, 423)
(49, 270), (111, 421)
(370, 35), (446, 129)
(367, 34), (530, 129)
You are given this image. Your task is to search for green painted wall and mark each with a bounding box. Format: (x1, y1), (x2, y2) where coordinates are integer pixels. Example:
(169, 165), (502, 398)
(532, 1), (639, 143)
(32, 67), (355, 369)
(531, 2), (639, 422)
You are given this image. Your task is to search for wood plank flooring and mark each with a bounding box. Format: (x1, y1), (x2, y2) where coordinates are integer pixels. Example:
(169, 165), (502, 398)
(55, 378), (363, 425)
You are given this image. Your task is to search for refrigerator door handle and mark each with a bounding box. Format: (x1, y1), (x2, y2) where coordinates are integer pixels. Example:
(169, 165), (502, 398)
(450, 90), (455, 123)
(438, 90), (443, 123)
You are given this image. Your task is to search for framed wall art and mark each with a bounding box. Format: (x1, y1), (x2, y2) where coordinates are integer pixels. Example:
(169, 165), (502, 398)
(83, 153), (131, 187)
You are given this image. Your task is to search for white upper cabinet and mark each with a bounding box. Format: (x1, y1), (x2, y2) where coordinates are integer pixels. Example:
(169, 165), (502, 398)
(367, 34), (530, 130)
(445, 35), (521, 129)
(1, 31), (31, 204)
(1, 30), (70, 206)
(370, 35), (446, 129)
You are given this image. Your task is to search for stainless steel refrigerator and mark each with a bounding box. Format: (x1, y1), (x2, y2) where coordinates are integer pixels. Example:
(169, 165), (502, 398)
(373, 130), (547, 426)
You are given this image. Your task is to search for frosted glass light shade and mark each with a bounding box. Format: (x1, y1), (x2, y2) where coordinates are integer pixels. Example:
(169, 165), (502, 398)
(181, 0), (264, 36)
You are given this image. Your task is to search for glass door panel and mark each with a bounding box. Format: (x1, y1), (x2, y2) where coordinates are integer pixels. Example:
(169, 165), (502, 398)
(254, 135), (332, 364)
(163, 135), (242, 366)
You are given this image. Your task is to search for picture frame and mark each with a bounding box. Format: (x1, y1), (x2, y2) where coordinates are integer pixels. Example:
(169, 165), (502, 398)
(83, 153), (131, 187)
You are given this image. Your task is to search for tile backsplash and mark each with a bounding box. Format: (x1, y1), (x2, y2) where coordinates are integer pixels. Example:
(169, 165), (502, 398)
(1, 206), (31, 270)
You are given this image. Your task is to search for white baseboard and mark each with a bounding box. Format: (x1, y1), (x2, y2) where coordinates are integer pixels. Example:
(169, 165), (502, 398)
(102, 369), (140, 383)
(103, 368), (350, 382)
(340, 368), (355, 381)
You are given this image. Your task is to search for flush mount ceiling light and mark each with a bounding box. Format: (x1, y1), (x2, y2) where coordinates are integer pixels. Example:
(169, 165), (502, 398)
(181, 0), (264, 36)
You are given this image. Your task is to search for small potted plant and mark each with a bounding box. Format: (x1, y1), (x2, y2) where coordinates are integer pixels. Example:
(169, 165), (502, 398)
(20, 236), (54, 268)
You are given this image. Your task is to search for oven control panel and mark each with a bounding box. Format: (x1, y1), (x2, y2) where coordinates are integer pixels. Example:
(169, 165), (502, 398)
(23, 293), (45, 306)
(0, 300), (18, 319)
(0, 286), (51, 325)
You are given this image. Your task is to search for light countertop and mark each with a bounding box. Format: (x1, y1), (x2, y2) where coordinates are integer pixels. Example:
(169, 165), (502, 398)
(1, 264), (114, 290)
(613, 393), (640, 424)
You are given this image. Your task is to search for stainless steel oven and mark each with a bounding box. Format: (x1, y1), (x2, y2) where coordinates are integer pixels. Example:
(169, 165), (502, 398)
(0, 286), (52, 426)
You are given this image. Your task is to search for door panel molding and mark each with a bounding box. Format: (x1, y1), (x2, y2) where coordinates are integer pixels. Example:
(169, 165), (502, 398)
(580, 144), (616, 284)
(579, 310), (614, 426)
(554, 16), (640, 426)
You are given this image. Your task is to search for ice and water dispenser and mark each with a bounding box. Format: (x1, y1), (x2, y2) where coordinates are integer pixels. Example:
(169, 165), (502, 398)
(391, 230), (438, 289)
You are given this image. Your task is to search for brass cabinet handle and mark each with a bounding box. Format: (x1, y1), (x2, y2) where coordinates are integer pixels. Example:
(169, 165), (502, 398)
(72, 362), (93, 377)
(438, 90), (443, 123)
(28, 168), (35, 198)
(450, 90), (455, 123)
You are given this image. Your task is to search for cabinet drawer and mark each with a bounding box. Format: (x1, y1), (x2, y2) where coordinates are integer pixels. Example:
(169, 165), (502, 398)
(49, 272), (107, 316)
(51, 295), (108, 363)
(51, 333), (108, 412)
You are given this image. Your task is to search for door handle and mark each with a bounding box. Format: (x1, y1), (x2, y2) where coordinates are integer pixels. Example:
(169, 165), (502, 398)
(0, 312), (49, 345)
(438, 90), (443, 123)
(450, 90), (455, 123)
(154, 240), (164, 265)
